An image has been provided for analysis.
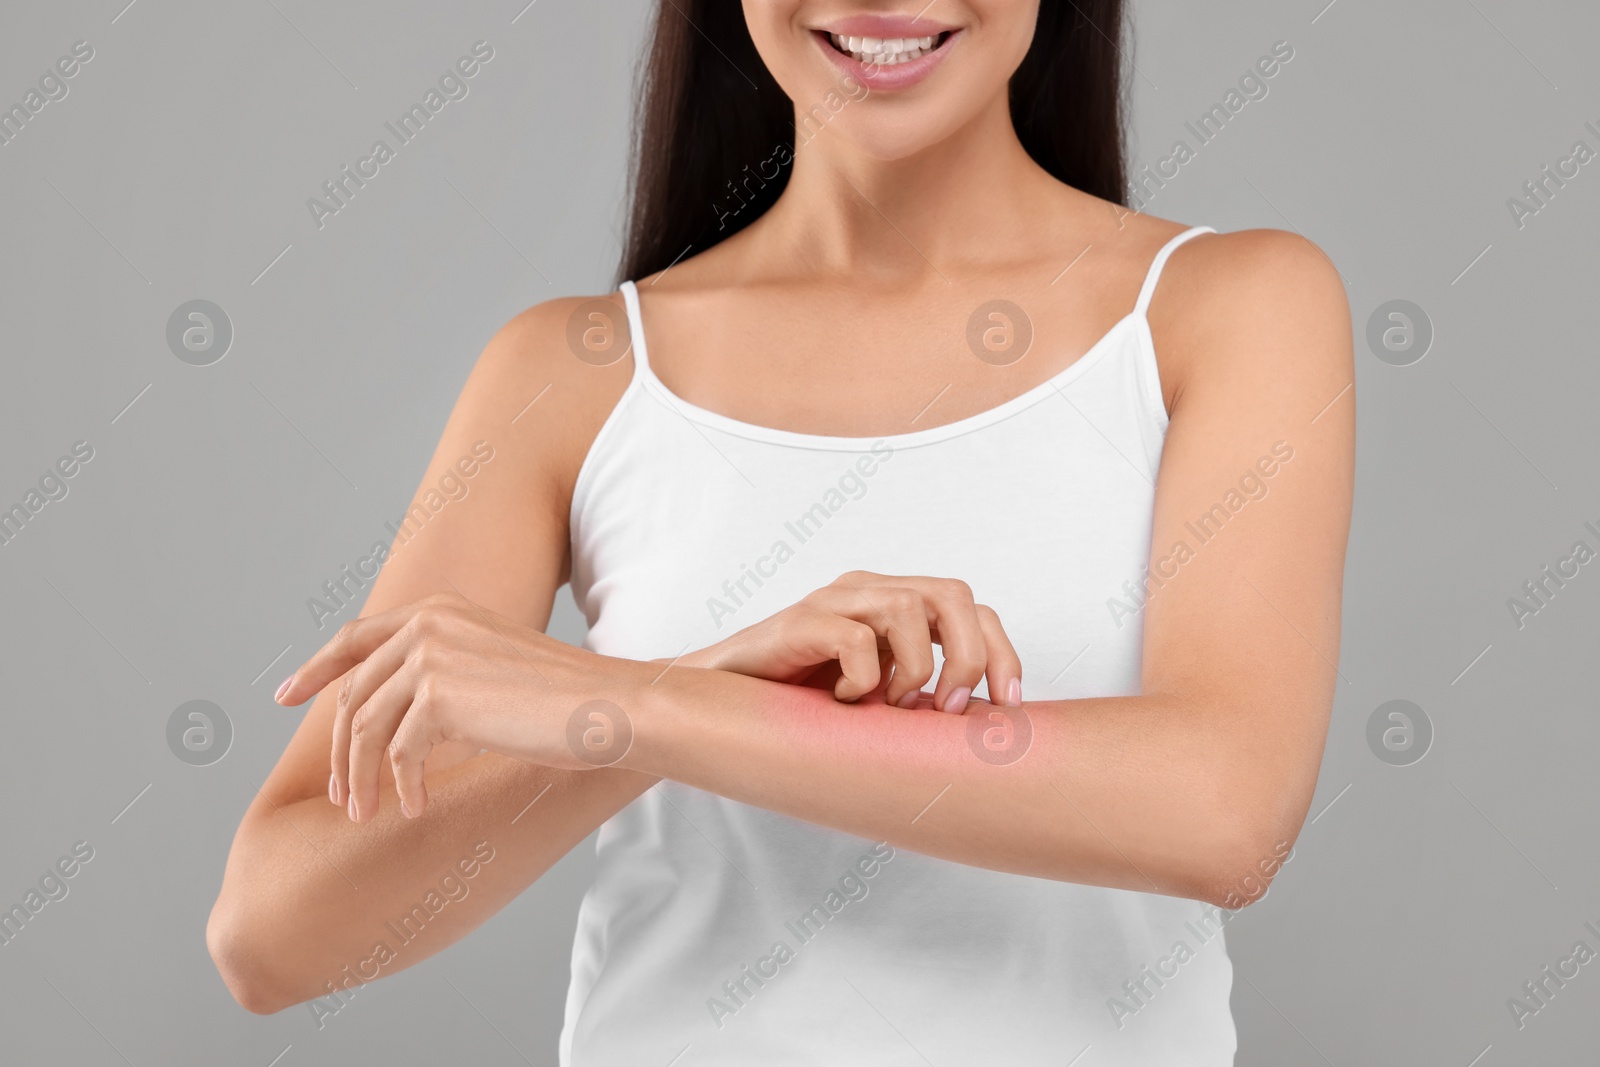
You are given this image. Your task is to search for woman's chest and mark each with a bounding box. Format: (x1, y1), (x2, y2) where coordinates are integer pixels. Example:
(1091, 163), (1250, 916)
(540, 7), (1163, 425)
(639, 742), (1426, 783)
(572, 423), (1161, 699)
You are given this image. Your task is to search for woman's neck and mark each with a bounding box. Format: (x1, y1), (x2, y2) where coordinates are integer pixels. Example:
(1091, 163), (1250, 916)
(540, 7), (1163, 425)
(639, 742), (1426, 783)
(749, 91), (1075, 281)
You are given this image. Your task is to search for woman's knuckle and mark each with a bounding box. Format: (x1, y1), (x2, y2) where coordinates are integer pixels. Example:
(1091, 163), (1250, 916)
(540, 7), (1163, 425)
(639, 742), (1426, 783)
(942, 577), (975, 603)
(394, 615), (424, 647)
(846, 622), (879, 651)
(332, 619), (360, 649)
(884, 587), (922, 615)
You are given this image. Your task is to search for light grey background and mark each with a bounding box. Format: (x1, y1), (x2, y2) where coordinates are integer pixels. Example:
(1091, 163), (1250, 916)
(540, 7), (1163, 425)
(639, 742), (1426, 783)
(1, 0), (1596, 1063)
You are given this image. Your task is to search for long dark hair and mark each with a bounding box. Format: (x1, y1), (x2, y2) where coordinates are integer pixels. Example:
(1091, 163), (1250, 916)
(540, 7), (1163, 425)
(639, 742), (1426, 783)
(618, 2), (1129, 284)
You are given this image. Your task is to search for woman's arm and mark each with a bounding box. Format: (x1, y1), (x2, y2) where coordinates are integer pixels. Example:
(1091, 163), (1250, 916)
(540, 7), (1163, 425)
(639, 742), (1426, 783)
(206, 297), (657, 1014)
(294, 227), (1353, 911)
(622, 228), (1354, 905)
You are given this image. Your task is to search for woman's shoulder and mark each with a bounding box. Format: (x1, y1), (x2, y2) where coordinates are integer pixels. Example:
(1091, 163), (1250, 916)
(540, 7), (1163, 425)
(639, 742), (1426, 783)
(1073, 193), (1338, 286)
(452, 292), (640, 492)
(1075, 206), (1351, 419)
(1167, 223), (1343, 299)
(472, 291), (638, 407)
(1139, 214), (1350, 315)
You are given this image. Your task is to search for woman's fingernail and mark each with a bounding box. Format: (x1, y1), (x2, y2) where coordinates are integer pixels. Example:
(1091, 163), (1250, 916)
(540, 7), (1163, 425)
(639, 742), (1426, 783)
(1006, 678), (1022, 707)
(347, 794), (358, 822)
(895, 690), (922, 709)
(328, 774), (338, 805)
(943, 686), (972, 714)
(399, 798), (413, 819)
(274, 674), (294, 702)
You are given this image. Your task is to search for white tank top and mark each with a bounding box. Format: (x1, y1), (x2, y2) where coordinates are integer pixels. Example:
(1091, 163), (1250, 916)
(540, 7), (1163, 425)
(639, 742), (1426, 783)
(561, 226), (1235, 1065)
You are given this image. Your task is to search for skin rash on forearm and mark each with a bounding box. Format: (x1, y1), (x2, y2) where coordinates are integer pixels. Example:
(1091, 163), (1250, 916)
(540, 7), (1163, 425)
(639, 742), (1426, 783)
(623, 666), (1272, 903)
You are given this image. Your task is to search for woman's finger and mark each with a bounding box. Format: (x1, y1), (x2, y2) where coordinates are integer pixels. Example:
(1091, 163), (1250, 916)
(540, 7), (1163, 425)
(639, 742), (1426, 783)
(345, 662), (420, 823)
(277, 598), (437, 706)
(778, 606), (883, 702)
(973, 604), (1024, 707)
(810, 583), (936, 707)
(856, 586), (938, 708)
(913, 578), (987, 713)
(831, 619), (887, 702)
(387, 693), (439, 819)
(329, 627), (414, 810)
(328, 668), (356, 809)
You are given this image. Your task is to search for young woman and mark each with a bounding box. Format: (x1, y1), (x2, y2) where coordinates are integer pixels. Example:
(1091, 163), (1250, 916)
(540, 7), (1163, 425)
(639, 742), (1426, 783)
(209, 3), (1353, 1063)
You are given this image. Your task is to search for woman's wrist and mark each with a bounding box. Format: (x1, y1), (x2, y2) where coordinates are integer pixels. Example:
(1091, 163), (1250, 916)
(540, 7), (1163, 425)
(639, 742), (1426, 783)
(613, 661), (746, 779)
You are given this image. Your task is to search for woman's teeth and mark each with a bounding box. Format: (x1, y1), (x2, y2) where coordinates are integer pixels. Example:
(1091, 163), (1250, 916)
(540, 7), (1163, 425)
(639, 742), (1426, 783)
(829, 33), (941, 65)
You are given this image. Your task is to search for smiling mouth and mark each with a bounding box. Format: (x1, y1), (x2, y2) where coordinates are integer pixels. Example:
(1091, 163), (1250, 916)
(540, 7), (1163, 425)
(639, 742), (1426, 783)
(823, 31), (954, 66)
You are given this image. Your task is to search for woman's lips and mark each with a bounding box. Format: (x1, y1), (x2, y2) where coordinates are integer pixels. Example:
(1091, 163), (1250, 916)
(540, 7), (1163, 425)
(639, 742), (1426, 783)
(813, 27), (961, 91)
(818, 13), (957, 39)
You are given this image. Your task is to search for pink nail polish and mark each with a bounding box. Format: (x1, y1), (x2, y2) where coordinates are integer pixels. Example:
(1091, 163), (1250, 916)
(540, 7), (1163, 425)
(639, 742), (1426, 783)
(274, 674), (294, 702)
(944, 686), (972, 714)
(328, 774), (337, 805)
(347, 794), (358, 822)
(1007, 678), (1022, 707)
(896, 690), (922, 709)
(399, 798), (413, 819)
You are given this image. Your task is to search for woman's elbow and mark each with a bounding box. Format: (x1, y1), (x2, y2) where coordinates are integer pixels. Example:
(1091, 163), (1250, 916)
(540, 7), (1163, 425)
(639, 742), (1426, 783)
(1183, 807), (1300, 911)
(206, 894), (302, 1015)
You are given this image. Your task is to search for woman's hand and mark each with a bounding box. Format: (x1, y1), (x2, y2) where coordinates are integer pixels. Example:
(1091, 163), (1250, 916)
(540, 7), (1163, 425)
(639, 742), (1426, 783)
(675, 571), (1022, 714)
(273, 593), (652, 823)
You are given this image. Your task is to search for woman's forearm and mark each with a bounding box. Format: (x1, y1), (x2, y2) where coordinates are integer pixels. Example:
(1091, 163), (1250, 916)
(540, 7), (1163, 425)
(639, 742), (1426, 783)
(624, 665), (1312, 907)
(207, 750), (655, 1014)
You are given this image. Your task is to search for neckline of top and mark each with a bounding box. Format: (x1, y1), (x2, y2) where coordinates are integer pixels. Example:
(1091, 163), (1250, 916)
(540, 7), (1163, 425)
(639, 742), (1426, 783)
(615, 225), (1215, 451)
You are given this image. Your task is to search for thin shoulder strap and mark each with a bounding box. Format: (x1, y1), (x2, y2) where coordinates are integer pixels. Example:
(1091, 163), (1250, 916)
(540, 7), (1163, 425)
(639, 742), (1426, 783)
(1133, 225), (1216, 317)
(617, 279), (651, 373)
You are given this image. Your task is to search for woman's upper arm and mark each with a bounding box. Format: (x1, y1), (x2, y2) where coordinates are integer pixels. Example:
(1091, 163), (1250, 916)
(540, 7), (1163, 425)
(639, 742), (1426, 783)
(1142, 227), (1355, 851)
(259, 295), (634, 808)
